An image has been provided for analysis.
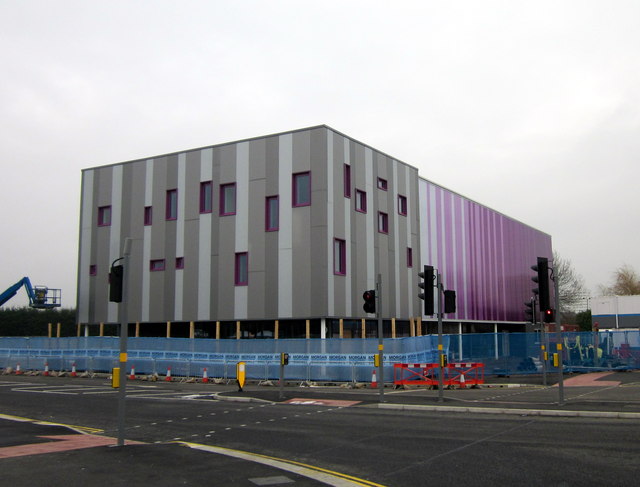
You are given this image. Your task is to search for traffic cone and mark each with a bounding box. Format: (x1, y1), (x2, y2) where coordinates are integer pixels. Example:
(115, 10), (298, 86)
(71, 362), (77, 377)
(129, 365), (136, 380)
(202, 367), (209, 384)
(43, 362), (49, 376)
(459, 373), (466, 388)
(165, 366), (172, 382)
(370, 369), (377, 389)
(15, 363), (22, 375)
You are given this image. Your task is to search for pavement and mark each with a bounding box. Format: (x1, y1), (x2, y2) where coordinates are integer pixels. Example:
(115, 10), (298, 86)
(215, 369), (640, 419)
(1, 370), (639, 486)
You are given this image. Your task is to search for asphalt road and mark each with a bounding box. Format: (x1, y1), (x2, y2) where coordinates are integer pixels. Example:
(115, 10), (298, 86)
(2, 375), (640, 486)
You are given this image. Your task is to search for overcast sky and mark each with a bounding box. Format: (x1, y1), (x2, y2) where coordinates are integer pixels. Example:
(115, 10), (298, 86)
(1, 1), (638, 309)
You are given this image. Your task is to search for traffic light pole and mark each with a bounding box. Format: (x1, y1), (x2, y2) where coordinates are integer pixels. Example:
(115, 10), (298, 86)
(437, 272), (444, 402)
(552, 267), (564, 405)
(117, 237), (132, 447)
(376, 273), (385, 403)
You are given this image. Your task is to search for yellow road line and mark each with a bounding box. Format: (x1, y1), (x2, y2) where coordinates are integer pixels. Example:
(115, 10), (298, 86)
(0, 412), (104, 434)
(177, 441), (387, 487)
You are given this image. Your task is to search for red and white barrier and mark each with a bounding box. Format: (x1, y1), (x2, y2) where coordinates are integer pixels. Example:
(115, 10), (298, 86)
(370, 369), (377, 388)
(43, 362), (49, 376)
(165, 366), (172, 382)
(129, 365), (136, 380)
(15, 363), (22, 375)
(71, 362), (77, 377)
(202, 367), (209, 384)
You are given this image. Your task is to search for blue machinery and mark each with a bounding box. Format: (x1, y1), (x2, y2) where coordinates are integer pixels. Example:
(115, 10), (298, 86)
(0, 277), (61, 309)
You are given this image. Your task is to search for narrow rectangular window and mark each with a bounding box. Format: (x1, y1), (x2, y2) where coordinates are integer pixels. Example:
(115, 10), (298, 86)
(355, 189), (367, 213)
(144, 206), (152, 226)
(292, 171), (311, 207)
(98, 206), (111, 226)
(150, 259), (166, 272)
(166, 189), (177, 220)
(200, 181), (212, 214)
(175, 257), (184, 269)
(344, 164), (351, 198)
(377, 178), (388, 191)
(378, 212), (389, 234)
(407, 247), (413, 267)
(89, 265), (97, 276)
(235, 252), (248, 286)
(220, 183), (236, 216)
(333, 238), (346, 276)
(398, 195), (408, 216)
(265, 195), (279, 231)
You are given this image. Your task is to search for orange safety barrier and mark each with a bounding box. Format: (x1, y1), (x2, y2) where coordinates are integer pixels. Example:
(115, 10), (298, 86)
(394, 362), (484, 388)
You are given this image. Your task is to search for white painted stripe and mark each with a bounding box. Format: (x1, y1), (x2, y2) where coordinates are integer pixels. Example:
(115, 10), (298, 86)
(343, 138), (352, 315)
(235, 142), (249, 319)
(278, 134), (293, 318)
(179, 442), (370, 487)
(142, 159), (154, 322)
(107, 165), (123, 323)
(198, 149), (212, 320)
(327, 130), (334, 316)
(77, 170), (94, 323)
(393, 162), (401, 317)
(174, 154), (186, 321)
(364, 148), (375, 291)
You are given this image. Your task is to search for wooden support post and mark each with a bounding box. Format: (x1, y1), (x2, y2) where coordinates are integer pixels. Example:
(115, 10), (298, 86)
(236, 321), (241, 339)
(339, 319), (344, 338)
(306, 319), (310, 339)
(76, 323), (81, 337)
(56, 323), (61, 338)
(361, 318), (366, 338)
(99, 322), (104, 337)
(215, 321), (220, 340)
(275, 320), (279, 339)
(391, 318), (396, 338)
(48, 322), (52, 338)
(189, 321), (195, 339)
(417, 317), (422, 336)
(135, 322), (140, 338)
(166, 321), (171, 338)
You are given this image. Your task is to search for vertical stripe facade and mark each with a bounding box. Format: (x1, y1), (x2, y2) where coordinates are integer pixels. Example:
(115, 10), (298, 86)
(77, 125), (550, 326)
(418, 179), (552, 322)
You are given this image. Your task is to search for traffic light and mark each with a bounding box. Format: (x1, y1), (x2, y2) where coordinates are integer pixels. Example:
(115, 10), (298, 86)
(544, 308), (555, 323)
(524, 299), (535, 323)
(362, 290), (376, 314)
(280, 352), (289, 366)
(109, 264), (123, 303)
(531, 257), (550, 312)
(444, 290), (456, 314)
(418, 265), (434, 315)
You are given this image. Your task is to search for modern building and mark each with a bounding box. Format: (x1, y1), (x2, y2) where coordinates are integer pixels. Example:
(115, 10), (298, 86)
(77, 125), (552, 338)
(592, 295), (640, 329)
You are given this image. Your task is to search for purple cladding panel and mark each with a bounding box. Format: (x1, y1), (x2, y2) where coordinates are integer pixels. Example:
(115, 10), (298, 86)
(419, 180), (552, 322)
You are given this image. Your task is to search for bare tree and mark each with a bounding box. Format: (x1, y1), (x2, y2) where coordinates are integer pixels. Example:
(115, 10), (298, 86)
(599, 264), (640, 296)
(552, 251), (588, 312)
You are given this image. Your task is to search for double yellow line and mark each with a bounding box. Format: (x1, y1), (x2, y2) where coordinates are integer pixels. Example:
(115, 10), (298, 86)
(177, 441), (387, 487)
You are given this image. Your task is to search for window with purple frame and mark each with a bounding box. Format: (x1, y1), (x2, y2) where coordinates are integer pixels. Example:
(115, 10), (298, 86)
(166, 189), (177, 220)
(398, 194), (407, 216)
(378, 211), (389, 234)
(89, 265), (97, 276)
(235, 252), (248, 286)
(344, 164), (351, 198)
(200, 181), (212, 214)
(175, 257), (184, 269)
(333, 238), (346, 275)
(407, 247), (413, 267)
(220, 183), (236, 216)
(265, 195), (279, 231)
(355, 189), (367, 213)
(144, 206), (152, 226)
(292, 171), (311, 207)
(98, 206), (111, 226)
(377, 178), (388, 190)
(150, 259), (165, 272)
